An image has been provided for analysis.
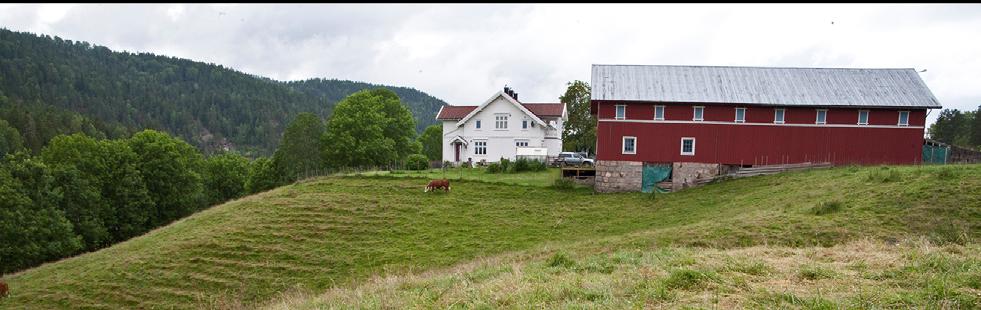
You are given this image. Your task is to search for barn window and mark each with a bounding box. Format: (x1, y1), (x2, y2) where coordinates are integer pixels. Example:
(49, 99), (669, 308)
(476, 120), (481, 129)
(495, 114), (508, 129)
(622, 136), (636, 154)
(774, 108), (785, 124)
(693, 106), (704, 121)
(816, 109), (827, 124)
(474, 140), (487, 155)
(735, 108), (746, 123)
(615, 105), (626, 120)
(680, 137), (695, 156)
(858, 110), (869, 125)
(654, 105), (665, 120)
(898, 111), (909, 126)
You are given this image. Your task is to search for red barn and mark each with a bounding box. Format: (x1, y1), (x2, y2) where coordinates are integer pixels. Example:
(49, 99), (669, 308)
(589, 64), (942, 192)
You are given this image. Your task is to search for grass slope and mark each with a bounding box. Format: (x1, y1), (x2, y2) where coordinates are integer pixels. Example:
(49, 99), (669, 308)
(1, 165), (979, 309)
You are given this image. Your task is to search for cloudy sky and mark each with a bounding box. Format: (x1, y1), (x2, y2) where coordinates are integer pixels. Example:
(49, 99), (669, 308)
(1, 3), (979, 125)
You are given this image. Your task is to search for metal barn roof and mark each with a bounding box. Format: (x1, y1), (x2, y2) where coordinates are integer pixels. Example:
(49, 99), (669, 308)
(591, 64), (942, 108)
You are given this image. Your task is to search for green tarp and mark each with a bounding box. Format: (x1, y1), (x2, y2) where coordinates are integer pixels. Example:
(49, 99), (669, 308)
(922, 144), (948, 164)
(642, 163), (672, 193)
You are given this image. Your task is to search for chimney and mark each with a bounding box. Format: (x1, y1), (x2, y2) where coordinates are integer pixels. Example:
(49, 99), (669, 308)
(514, 92), (519, 101)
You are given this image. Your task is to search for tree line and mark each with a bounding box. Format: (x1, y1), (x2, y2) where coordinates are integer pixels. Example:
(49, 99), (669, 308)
(0, 88), (442, 274)
(0, 28), (445, 157)
(928, 106), (981, 150)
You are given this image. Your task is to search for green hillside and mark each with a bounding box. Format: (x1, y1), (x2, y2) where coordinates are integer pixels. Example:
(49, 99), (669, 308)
(0, 28), (447, 156)
(1, 165), (978, 309)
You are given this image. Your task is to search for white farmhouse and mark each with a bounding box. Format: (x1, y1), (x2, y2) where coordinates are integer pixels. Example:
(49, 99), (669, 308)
(436, 88), (566, 165)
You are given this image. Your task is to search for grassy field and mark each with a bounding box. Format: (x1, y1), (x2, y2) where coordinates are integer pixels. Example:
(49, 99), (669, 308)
(359, 166), (561, 187)
(1, 164), (979, 309)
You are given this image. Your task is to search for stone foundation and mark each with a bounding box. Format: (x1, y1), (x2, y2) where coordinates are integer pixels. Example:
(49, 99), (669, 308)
(671, 162), (723, 191)
(594, 160), (643, 193)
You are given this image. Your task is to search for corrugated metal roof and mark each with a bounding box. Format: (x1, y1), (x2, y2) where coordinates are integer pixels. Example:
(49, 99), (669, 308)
(591, 64), (942, 108)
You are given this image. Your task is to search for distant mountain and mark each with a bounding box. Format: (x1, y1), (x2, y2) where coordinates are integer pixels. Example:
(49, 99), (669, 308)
(0, 28), (447, 156)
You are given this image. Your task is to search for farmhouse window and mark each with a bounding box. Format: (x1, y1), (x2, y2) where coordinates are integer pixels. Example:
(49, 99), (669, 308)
(615, 105), (626, 120)
(622, 136), (636, 154)
(654, 105), (665, 120)
(474, 140), (487, 155)
(680, 137), (695, 156)
(476, 120), (481, 129)
(898, 111), (909, 126)
(735, 108), (746, 123)
(495, 114), (508, 129)
(522, 120), (528, 129)
(816, 109), (827, 124)
(858, 110), (869, 125)
(516, 140), (529, 147)
(774, 108), (785, 124)
(693, 106), (704, 121)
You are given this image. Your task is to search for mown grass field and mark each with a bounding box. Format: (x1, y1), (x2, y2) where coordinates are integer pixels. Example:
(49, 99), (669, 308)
(1, 164), (979, 309)
(359, 166), (561, 187)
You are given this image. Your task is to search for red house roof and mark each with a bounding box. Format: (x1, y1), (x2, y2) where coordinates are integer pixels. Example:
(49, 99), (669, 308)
(436, 103), (564, 120)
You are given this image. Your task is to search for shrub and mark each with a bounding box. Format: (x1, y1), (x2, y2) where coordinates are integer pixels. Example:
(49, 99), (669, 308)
(512, 158), (547, 173)
(552, 177), (576, 190)
(486, 163), (502, 174)
(405, 154), (429, 171)
(810, 200), (843, 215)
(499, 158), (512, 172)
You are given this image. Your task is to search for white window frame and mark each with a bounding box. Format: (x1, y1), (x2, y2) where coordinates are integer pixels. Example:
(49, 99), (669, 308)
(898, 111), (910, 126)
(621, 136), (636, 155)
(734, 107), (746, 123)
(815, 109), (827, 125)
(858, 110), (869, 125)
(654, 105), (665, 121)
(474, 140), (487, 155)
(515, 139), (529, 147)
(494, 114), (508, 130)
(615, 104), (626, 120)
(680, 137), (696, 156)
(774, 108), (785, 124)
(692, 106), (704, 121)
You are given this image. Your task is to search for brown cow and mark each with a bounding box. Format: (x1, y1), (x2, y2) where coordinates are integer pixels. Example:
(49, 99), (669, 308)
(425, 179), (450, 192)
(0, 280), (8, 298)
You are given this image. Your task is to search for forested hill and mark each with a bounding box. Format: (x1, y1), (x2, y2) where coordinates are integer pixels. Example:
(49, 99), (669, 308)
(0, 28), (447, 156)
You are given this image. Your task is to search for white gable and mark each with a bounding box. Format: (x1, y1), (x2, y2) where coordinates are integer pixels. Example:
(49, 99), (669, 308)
(455, 91), (546, 128)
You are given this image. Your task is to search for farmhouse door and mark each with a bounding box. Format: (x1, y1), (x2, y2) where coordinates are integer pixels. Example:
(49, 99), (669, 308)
(455, 143), (461, 162)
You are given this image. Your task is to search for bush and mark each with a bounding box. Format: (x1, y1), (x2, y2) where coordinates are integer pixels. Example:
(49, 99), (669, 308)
(512, 158), (547, 173)
(499, 157), (511, 172)
(405, 154), (429, 171)
(487, 162), (502, 174)
(552, 177), (576, 190)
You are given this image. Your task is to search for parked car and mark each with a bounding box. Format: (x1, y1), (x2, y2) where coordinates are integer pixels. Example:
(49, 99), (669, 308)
(553, 152), (594, 167)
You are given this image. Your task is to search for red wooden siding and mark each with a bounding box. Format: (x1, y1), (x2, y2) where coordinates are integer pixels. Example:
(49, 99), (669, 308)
(594, 101), (926, 165)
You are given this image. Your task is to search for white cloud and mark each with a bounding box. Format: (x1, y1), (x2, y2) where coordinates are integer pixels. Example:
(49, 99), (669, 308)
(0, 3), (979, 126)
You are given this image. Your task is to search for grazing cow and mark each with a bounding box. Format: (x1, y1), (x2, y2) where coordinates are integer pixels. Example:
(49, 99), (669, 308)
(0, 280), (8, 298)
(425, 179), (451, 192)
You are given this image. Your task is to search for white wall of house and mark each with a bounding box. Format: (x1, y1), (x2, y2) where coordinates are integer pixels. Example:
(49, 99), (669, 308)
(441, 94), (564, 164)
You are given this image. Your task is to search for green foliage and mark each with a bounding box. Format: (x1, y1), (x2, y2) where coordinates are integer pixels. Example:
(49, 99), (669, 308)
(0, 152), (83, 274)
(663, 268), (718, 290)
(512, 158), (546, 172)
(322, 89), (421, 168)
(202, 152), (250, 205)
(499, 158), (512, 172)
(0, 100), (130, 155)
(126, 130), (205, 227)
(560, 80), (596, 155)
(810, 200), (844, 216)
(405, 154), (429, 171)
(273, 113), (325, 181)
(0, 29), (446, 156)
(245, 157), (283, 194)
(0, 119), (24, 155)
(486, 162), (502, 174)
(928, 107), (979, 149)
(551, 177), (576, 190)
(418, 125), (442, 161)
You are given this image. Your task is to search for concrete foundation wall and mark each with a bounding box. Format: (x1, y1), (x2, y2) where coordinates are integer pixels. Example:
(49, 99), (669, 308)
(595, 160), (643, 192)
